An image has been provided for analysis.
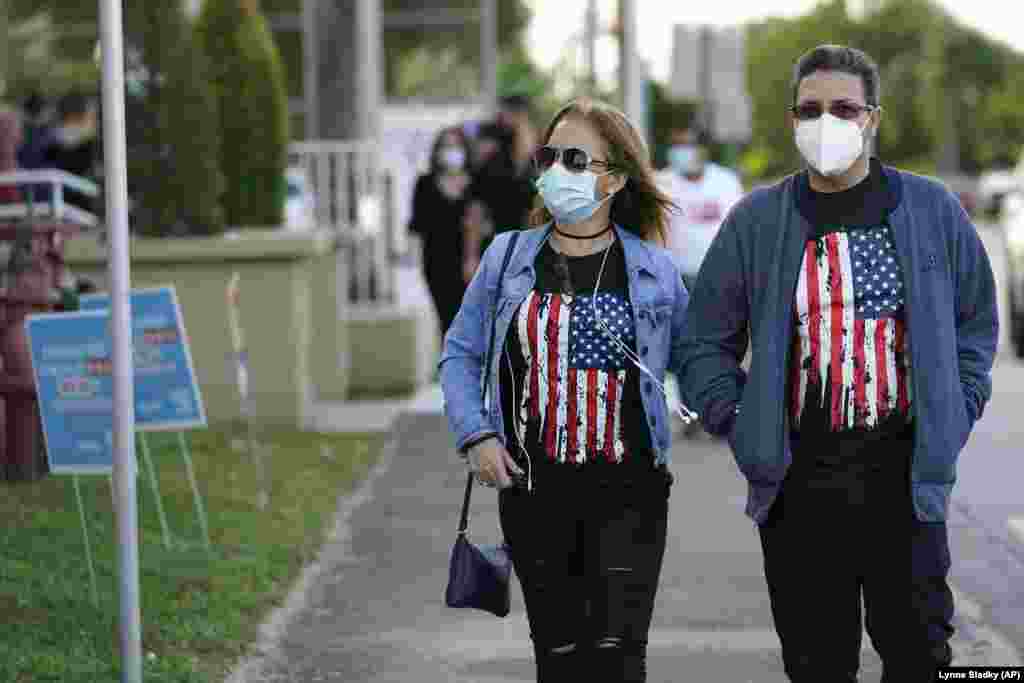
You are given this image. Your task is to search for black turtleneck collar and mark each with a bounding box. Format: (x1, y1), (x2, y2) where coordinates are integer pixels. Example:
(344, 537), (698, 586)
(795, 158), (902, 237)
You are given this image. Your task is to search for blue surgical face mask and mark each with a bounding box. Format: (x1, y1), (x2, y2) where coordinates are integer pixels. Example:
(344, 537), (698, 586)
(438, 146), (466, 170)
(668, 144), (701, 174)
(535, 164), (616, 225)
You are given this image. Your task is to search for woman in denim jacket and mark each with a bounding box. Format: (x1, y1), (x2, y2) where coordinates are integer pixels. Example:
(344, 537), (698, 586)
(440, 97), (691, 682)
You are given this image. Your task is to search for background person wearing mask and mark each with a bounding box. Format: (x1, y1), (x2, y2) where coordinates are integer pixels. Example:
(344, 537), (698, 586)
(408, 126), (474, 347)
(461, 122), (534, 283)
(656, 125), (744, 439)
(655, 125), (743, 292)
(43, 91), (100, 213)
(16, 92), (56, 173)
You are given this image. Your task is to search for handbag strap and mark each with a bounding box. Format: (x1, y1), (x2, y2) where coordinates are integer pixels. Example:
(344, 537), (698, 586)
(458, 231), (520, 536)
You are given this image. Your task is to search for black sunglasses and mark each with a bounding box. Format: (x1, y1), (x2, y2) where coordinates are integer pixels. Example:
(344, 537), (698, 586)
(790, 101), (878, 121)
(532, 145), (610, 174)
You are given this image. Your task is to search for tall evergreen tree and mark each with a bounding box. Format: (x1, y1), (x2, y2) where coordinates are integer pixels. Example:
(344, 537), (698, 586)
(195, 0), (290, 227)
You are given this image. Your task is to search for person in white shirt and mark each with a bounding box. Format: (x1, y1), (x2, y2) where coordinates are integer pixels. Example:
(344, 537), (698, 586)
(657, 126), (745, 438)
(656, 126), (744, 291)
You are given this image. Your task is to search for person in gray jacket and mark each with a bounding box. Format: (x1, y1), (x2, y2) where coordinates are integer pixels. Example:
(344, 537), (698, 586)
(679, 45), (999, 682)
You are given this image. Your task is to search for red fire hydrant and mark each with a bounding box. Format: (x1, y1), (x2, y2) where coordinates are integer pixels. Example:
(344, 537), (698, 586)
(0, 220), (82, 482)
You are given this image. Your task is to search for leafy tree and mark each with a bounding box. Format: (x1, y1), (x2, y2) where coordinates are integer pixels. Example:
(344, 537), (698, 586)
(976, 69), (1024, 169)
(195, 0), (290, 227)
(848, 0), (936, 171)
(742, 0), (1024, 180)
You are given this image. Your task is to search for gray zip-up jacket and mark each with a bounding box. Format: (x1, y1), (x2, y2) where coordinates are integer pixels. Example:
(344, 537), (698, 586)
(679, 164), (999, 524)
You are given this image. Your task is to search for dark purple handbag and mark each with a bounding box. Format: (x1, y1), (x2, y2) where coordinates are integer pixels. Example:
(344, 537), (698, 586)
(444, 232), (519, 618)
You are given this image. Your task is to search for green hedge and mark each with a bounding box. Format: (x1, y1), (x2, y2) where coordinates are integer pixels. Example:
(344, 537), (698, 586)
(196, 0), (290, 228)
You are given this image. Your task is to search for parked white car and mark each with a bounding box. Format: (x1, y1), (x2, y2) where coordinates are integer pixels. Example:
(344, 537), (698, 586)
(1001, 190), (1024, 358)
(979, 167), (1019, 217)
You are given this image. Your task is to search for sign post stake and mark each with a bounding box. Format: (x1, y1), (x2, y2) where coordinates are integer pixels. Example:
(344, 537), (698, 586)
(227, 272), (268, 510)
(72, 474), (101, 609)
(175, 431), (211, 553)
(137, 432), (171, 550)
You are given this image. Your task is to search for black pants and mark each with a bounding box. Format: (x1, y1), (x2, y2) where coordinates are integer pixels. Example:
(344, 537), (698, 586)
(424, 269), (466, 343)
(758, 430), (955, 682)
(498, 461), (672, 682)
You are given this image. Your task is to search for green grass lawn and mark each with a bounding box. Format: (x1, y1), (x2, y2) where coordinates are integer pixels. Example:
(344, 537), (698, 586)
(0, 426), (382, 682)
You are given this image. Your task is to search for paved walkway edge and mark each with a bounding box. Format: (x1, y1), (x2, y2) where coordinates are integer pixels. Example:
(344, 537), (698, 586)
(222, 433), (399, 683)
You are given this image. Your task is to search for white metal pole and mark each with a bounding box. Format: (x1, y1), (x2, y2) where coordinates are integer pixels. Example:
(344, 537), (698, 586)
(584, 0), (598, 95)
(620, 0), (643, 131)
(98, 0), (142, 681)
(480, 0), (498, 114)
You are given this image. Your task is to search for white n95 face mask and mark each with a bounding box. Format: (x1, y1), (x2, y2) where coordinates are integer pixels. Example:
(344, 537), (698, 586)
(795, 113), (866, 177)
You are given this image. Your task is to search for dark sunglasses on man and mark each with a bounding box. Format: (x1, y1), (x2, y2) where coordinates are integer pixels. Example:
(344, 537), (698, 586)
(532, 145), (612, 174)
(790, 100), (879, 121)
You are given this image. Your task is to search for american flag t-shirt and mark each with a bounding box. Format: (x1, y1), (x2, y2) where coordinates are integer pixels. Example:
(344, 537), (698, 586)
(790, 225), (914, 431)
(514, 290), (635, 464)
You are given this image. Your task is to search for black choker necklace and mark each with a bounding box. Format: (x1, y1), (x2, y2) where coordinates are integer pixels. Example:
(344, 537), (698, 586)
(553, 223), (613, 240)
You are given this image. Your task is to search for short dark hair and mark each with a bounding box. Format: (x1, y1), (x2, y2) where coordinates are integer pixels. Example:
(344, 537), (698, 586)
(57, 91), (91, 121)
(498, 94), (530, 112)
(792, 45), (880, 106)
(672, 125), (711, 146)
(23, 92), (46, 118)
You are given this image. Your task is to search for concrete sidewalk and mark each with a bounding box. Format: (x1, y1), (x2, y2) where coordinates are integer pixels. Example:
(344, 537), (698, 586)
(227, 406), (1021, 682)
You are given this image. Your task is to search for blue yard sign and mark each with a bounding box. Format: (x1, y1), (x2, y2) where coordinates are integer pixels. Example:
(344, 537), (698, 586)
(24, 285), (207, 474)
(78, 285), (206, 431)
(25, 311), (117, 474)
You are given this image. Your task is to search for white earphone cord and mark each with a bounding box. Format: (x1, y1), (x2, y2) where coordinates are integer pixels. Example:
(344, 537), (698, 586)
(589, 239), (699, 425)
(541, 231), (699, 426)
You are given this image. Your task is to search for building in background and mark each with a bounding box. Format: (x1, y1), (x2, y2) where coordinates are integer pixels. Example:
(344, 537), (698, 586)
(670, 24), (752, 157)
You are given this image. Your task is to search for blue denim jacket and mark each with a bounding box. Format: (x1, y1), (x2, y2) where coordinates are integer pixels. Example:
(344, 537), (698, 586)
(440, 223), (690, 465)
(679, 165), (999, 524)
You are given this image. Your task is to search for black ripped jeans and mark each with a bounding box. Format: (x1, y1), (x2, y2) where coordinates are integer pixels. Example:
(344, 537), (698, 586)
(498, 458), (671, 683)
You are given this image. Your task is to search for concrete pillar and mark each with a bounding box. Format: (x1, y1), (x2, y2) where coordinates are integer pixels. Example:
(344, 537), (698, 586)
(584, 0), (598, 95)
(315, 0), (381, 140)
(480, 0), (498, 114)
(618, 0), (644, 139)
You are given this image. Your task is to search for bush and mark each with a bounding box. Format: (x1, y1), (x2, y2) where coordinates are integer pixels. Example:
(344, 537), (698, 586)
(195, 0), (290, 228)
(125, 2), (225, 237)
